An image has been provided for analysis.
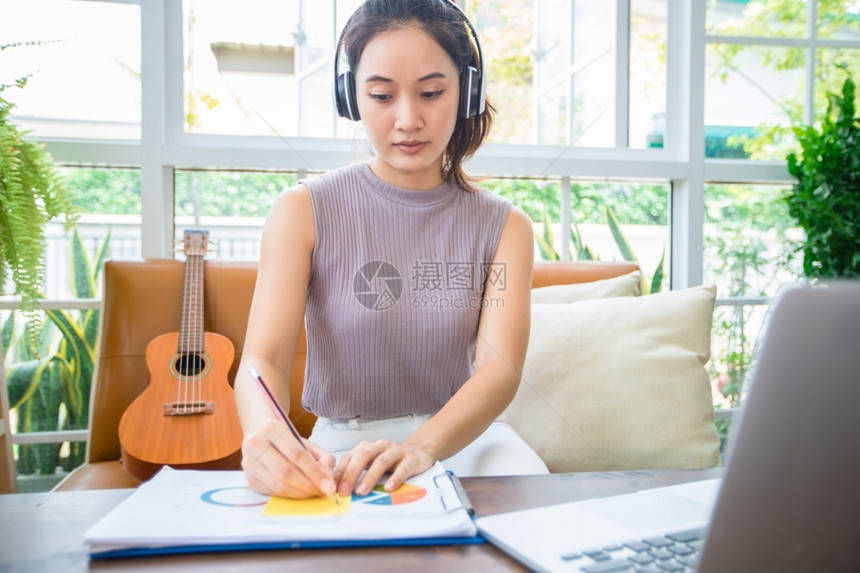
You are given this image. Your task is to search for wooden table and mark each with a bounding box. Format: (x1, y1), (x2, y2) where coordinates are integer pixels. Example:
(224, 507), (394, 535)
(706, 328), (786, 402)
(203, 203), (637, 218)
(0, 468), (721, 572)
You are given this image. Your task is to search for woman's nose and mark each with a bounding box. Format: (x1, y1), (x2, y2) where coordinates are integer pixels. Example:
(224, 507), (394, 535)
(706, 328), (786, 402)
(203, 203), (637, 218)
(394, 97), (423, 131)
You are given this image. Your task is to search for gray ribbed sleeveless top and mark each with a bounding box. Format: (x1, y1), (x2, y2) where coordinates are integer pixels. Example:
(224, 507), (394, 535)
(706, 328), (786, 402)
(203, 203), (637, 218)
(301, 162), (512, 419)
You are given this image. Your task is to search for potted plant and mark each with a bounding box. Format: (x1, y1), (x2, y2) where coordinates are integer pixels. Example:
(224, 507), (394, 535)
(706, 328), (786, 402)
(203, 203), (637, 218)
(785, 71), (860, 280)
(1, 43), (78, 490)
(1, 45), (78, 318)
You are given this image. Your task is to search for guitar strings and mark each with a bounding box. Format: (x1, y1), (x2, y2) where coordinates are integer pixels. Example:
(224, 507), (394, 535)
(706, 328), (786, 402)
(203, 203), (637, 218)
(190, 244), (200, 414)
(180, 238), (193, 415)
(178, 239), (188, 414)
(188, 247), (194, 415)
(175, 235), (208, 416)
(193, 246), (203, 412)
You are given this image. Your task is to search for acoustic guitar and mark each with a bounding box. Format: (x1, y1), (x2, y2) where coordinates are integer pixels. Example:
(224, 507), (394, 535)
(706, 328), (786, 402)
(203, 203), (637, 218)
(118, 230), (243, 481)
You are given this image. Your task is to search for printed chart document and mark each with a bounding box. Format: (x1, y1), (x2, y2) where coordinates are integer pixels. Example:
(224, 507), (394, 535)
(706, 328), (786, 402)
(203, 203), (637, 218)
(85, 462), (480, 558)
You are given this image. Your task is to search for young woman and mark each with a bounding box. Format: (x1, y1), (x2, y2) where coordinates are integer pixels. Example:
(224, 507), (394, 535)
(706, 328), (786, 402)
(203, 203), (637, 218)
(235, 0), (548, 500)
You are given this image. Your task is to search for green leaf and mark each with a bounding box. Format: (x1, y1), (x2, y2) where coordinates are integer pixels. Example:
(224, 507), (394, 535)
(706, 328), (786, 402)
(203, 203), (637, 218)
(69, 227), (95, 299)
(570, 224), (597, 261)
(6, 359), (42, 408)
(1, 312), (13, 361)
(650, 249), (666, 294)
(534, 204), (560, 261)
(45, 308), (95, 428)
(784, 72), (860, 279)
(605, 205), (637, 262)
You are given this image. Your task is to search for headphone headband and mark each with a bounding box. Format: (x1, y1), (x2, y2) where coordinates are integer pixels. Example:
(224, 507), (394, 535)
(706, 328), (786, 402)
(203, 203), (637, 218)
(333, 0), (486, 121)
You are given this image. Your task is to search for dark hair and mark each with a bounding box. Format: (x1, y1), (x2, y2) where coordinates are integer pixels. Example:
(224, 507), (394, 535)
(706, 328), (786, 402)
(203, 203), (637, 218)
(340, 0), (495, 189)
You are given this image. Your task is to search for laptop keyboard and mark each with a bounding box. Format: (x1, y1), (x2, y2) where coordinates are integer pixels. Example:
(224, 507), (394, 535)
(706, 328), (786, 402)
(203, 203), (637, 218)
(560, 526), (707, 572)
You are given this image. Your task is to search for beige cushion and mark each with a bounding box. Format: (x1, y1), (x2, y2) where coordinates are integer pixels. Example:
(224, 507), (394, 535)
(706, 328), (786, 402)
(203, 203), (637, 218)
(506, 285), (721, 472)
(531, 270), (642, 303)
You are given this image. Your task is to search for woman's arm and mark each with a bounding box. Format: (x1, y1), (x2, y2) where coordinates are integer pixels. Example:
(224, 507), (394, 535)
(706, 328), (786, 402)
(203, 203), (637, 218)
(334, 205), (534, 495)
(234, 184), (337, 498)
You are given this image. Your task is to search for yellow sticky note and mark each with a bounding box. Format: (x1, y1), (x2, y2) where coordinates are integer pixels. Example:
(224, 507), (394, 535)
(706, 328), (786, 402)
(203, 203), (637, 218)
(263, 494), (350, 516)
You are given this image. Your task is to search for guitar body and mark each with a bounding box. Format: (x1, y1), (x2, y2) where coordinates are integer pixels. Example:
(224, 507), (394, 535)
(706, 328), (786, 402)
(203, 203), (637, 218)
(119, 332), (242, 481)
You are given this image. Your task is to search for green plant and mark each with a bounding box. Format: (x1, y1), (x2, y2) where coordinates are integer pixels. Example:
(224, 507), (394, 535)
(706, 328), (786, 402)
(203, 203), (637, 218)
(785, 72), (860, 279)
(0, 42), (78, 325)
(706, 234), (766, 445)
(534, 203), (666, 293)
(605, 206), (666, 294)
(4, 227), (109, 474)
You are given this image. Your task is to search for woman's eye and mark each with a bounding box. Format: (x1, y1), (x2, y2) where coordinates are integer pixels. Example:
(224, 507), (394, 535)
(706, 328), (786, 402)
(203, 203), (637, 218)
(369, 93), (391, 102)
(422, 90), (444, 99)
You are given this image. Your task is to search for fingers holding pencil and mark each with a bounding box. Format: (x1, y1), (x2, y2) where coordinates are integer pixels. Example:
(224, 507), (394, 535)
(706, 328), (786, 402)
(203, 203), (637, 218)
(246, 367), (339, 502)
(241, 418), (336, 498)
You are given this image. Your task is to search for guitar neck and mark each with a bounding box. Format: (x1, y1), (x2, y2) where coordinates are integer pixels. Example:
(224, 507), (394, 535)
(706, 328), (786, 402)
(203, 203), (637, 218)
(178, 252), (206, 354)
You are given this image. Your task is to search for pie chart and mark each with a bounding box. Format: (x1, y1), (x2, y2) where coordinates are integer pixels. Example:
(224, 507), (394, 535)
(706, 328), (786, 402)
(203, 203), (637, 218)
(355, 482), (427, 505)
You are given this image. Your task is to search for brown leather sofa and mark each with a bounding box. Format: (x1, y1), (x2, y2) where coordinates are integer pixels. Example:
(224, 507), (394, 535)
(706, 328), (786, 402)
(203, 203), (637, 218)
(53, 259), (638, 491)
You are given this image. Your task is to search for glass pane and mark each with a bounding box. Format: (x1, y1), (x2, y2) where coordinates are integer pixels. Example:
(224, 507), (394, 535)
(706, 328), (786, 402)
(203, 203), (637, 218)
(184, 0), (299, 136)
(42, 168), (141, 299)
(174, 170), (297, 261)
(3, 306), (91, 475)
(298, 0), (334, 71)
(532, 0), (615, 147)
(815, 48), (860, 121)
(572, 61), (613, 147)
(709, 301), (769, 439)
(630, 0), (668, 149)
(467, 0), (537, 144)
(0, 0), (141, 140)
(485, 178), (669, 290)
(707, 0), (808, 38)
(703, 184), (800, 298)
(301, 65), (336, 138)
(570, 181), (669, 291)
(3, 306), (91, 489)
(537, 83), (569, 146)
(817, 0), (860, 40)
(573, 0), (615, 67)
(184, 0), (365, 137)
(704, 183), (800, 428)
(570, 0), (614, 147)
(705, 44), (805, 159)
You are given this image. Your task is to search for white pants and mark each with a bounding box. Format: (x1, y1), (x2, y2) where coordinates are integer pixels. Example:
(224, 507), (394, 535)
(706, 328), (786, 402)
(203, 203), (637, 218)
(309, 414), (549, 477)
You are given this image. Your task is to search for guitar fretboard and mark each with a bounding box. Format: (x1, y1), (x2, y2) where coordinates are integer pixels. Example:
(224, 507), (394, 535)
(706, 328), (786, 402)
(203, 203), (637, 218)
(178, 252), (206, 353)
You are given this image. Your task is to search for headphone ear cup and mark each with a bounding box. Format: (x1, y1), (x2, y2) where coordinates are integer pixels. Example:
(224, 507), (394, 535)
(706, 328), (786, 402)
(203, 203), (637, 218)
(336, 70), (360, 121)
(459, 65), (484, 119)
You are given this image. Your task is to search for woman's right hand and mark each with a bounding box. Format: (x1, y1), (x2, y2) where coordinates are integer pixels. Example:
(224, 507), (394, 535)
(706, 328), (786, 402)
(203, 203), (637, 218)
(241, 418), (337, 499)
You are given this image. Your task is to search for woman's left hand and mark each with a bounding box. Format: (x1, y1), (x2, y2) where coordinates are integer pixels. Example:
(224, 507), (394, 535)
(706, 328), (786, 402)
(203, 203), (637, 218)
(333, 439), (436, 496)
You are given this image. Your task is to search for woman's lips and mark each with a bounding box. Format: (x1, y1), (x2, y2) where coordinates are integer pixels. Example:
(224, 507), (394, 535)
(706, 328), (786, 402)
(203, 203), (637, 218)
(395, 141), (428, 154)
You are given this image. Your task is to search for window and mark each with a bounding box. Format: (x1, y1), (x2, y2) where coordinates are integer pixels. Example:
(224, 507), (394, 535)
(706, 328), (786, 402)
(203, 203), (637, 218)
(0, 1), (141, 140)
(705, 0), (860, 160)
(5, 0), (859, 487)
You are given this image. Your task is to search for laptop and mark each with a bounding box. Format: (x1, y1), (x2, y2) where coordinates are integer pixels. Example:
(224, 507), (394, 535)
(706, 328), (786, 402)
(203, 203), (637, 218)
(477, 282), (860, 572)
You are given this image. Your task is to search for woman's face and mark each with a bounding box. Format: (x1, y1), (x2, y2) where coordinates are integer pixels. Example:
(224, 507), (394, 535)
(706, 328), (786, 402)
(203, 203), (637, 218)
(354, 26), (460, 190)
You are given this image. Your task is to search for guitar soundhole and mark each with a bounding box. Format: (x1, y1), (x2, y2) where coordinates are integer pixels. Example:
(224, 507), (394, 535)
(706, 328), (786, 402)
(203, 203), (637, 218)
(175, 352), (207, 377)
